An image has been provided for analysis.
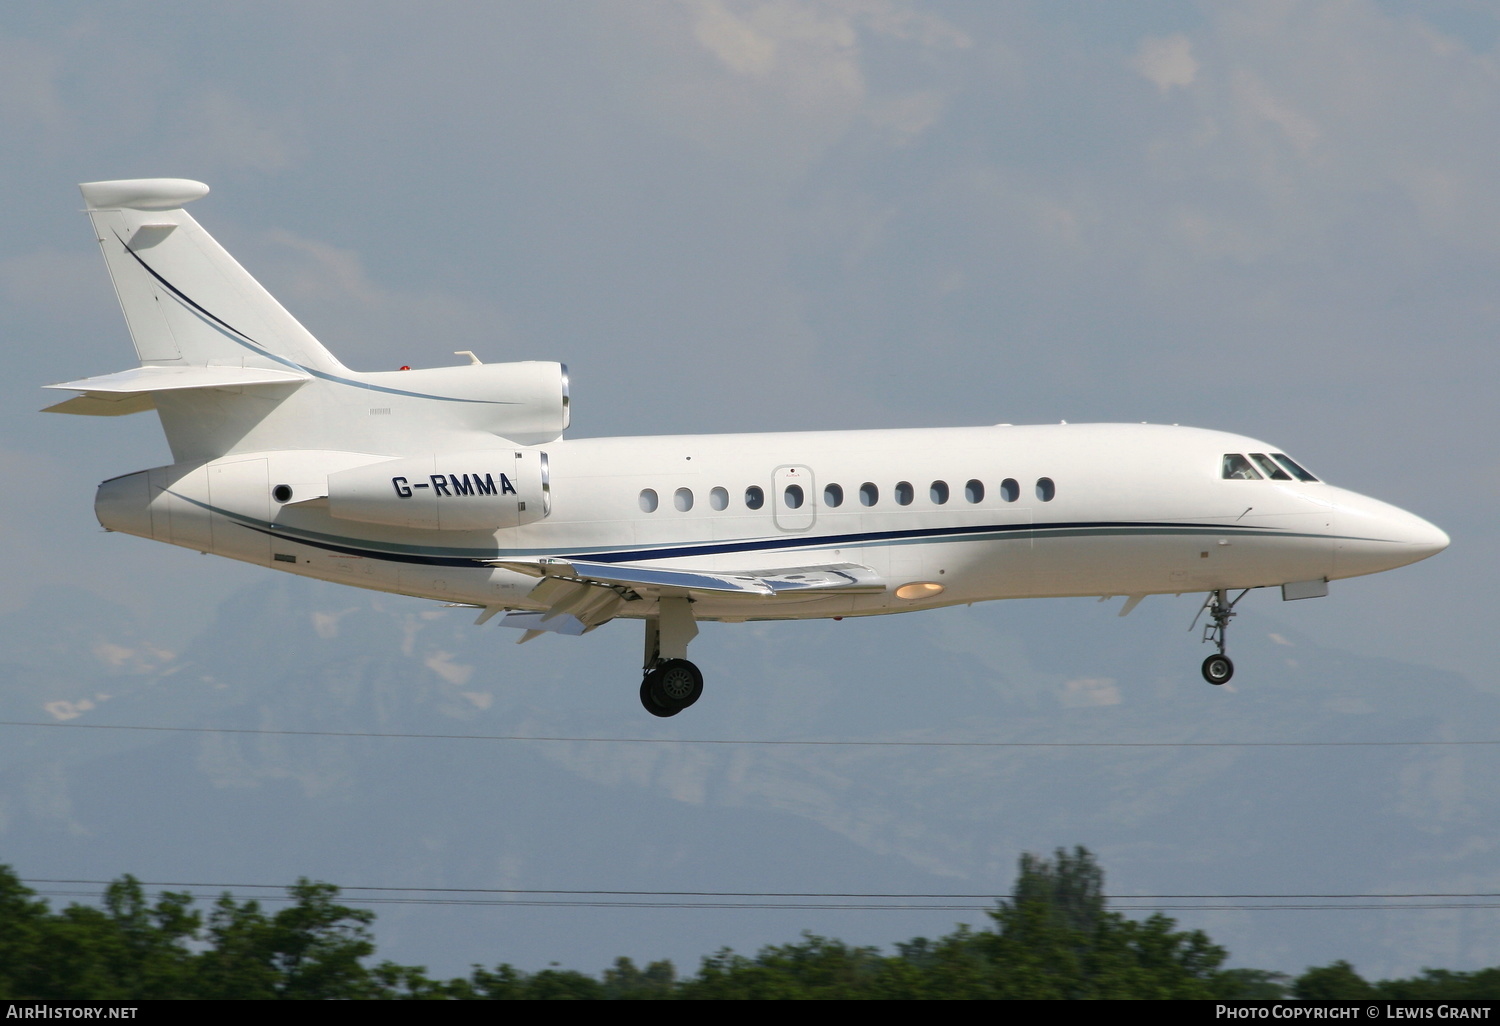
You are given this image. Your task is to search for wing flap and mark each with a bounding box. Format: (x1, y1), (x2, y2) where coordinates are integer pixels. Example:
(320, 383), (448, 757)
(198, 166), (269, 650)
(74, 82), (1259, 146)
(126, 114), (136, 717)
(489, 558), (885, 598)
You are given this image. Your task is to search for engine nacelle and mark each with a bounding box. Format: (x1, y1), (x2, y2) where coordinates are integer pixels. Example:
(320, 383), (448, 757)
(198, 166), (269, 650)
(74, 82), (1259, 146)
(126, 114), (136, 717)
(328, 450), (550, 531)
(355, 361), (570, 445)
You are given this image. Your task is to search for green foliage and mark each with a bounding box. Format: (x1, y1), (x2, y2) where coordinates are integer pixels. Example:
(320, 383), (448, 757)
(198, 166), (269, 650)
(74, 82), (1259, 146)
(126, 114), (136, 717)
(0, 868), (397, 1000)
(603, 956), (677, 999)
(1211, 968), (1292, 1000)
(676, 848), (1233, 999)
(979, 846), (1229, 999)
(0, 870), (201, 1000)
(679, 935), (891, 999)
(0, 866), (50, 999)
(1294, 961), (1500, 1001)
(1374, 968), (1500, 1000)
(195, 881), (378, 999)
(1294, 960), (1375, 1000)
(6, 851), (1499, 1000)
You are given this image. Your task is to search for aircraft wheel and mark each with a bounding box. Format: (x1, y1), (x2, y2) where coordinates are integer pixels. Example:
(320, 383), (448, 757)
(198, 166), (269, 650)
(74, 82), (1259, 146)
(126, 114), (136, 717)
(640, 677), (678, 718)
(643, 659), (703, 715)
(1201, 654), (1234, 686)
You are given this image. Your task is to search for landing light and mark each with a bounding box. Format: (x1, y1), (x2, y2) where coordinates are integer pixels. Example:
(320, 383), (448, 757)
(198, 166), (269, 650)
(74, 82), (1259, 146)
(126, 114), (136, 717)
(896, 582), (944, 600)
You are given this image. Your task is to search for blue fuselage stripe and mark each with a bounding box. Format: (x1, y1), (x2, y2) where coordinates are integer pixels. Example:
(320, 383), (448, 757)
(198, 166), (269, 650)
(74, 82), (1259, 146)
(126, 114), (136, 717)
(242, 518), (1311, 569)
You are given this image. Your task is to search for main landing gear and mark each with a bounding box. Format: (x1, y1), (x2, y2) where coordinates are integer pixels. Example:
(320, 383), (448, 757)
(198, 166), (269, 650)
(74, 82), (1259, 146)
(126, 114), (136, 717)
(1195, 588), (1247, 686)
(641, 659), (703, 717)
(639, 596), (703, 717)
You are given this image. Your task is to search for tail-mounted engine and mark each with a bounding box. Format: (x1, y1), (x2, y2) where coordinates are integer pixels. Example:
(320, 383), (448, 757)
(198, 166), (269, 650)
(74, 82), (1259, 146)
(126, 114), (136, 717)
(355, 361), (570, 446)
(328, 449), (550, 531)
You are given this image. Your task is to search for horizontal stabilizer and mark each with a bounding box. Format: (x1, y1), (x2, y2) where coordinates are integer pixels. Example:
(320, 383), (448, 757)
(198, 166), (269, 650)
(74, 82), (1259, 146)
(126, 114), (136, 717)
(43, 364), (310, 416)
(42, 392), (157, 417)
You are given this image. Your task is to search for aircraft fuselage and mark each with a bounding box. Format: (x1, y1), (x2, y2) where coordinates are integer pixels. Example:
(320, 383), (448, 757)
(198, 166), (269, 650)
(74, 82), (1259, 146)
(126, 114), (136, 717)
(94, 422), (1446, 623)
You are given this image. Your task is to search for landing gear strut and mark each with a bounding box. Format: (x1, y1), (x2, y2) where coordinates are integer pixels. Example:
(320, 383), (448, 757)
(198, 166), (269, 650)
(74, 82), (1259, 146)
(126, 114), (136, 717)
(639, 597), (703, 716)
(1195, 588), (1247, 686)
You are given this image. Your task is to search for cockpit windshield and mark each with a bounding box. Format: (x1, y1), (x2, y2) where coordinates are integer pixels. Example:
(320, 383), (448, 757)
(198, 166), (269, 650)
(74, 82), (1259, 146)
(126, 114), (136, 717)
(1249, 454), (1290, 480)
(1222, 452), (1319, 482)
(1271, 453), (1318, 482)
(1222, 454), (1260, 480)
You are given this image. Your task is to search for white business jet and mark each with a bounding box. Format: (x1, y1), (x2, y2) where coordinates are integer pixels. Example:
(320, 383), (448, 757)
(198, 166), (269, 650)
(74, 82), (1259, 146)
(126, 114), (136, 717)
(48, 179), (1449, 716)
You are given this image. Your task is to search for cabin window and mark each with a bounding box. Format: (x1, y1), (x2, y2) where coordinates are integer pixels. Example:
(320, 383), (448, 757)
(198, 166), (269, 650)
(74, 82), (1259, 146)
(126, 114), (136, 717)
(1249, 453), (1291, 480)
(1272, 453), (1319, 482)
(1222, 454), (1261, 480)
(895, 481), (914, 506)
(930, 480), (949, 504)
(965, 479), (984, 503)
(1000, 478), (1019, 503)
(824, 483), (844, 508)
(674, 487), (694, 512)
(639, 488), (659, 513)
(1036, 477), (1055, 502)
(784, 484), (805, 509)
(710, 486), (729, 510)
(859, 482), (879, 506)
(745, 485), (765, 510)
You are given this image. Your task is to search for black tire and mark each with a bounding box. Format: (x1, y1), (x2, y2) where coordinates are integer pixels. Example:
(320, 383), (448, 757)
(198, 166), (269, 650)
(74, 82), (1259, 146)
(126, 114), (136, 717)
(1202, 654), (1234, 686)
(644, 659), (704, 715)
(640, 676), (678, 717)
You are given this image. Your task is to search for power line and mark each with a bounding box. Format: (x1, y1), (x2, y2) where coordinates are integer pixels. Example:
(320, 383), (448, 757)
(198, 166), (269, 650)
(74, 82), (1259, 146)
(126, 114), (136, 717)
(1, 720), (1494, 749)
(21, 879), (1500, 913)
(25, 879), (1500, 898)
(23, 892), (1500, 912)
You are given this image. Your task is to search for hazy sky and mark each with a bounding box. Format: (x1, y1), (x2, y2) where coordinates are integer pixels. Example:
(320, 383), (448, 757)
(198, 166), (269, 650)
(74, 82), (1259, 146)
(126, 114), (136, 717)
(1, 0), (1496, 978)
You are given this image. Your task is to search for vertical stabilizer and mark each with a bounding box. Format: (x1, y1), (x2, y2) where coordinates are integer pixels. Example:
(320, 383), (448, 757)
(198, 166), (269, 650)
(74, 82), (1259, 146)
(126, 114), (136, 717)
(63, 180), (567, 464)
(79, 179), (344, 374)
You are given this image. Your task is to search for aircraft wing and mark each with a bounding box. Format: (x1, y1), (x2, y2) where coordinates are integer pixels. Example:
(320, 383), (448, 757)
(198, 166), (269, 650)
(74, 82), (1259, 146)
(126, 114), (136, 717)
(480, 558), (886, 641)
(487, 557), (886, 596)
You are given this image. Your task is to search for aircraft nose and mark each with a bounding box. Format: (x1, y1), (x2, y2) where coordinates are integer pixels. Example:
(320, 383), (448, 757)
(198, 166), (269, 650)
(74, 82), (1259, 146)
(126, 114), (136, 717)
(1401, 515), (1450, 560)
(1331, 490), (1449, 578)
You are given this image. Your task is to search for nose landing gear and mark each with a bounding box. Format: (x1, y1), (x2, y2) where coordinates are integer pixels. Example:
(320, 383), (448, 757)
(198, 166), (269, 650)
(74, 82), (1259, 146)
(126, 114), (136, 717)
(1195, 588), (1247, 685)
(1201, 652), (1234, 686)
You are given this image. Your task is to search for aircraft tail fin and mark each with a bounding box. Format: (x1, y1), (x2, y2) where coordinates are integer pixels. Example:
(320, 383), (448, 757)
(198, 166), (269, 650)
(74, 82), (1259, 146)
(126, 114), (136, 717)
(77, 179), (344, 375)
(59, 180), (570, 464)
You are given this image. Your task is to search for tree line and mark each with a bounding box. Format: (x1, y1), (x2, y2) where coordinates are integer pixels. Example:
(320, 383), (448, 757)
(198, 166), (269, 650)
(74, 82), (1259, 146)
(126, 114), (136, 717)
(0, 847), (1493, 999)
